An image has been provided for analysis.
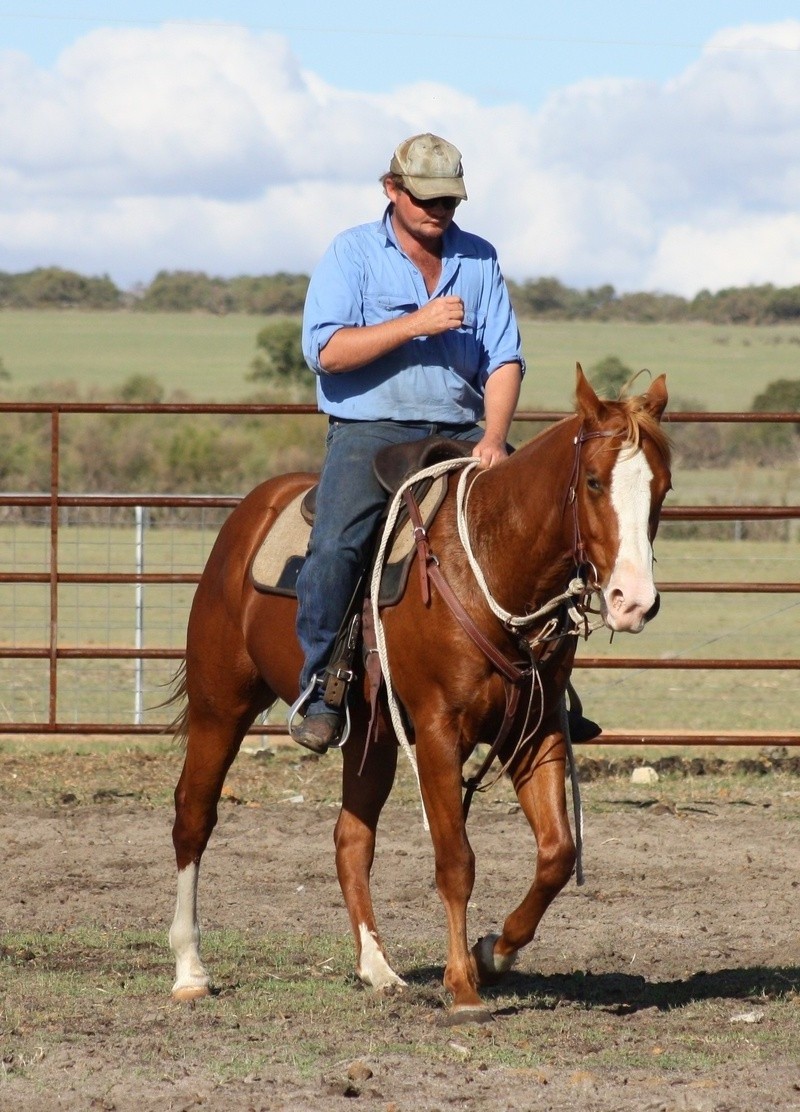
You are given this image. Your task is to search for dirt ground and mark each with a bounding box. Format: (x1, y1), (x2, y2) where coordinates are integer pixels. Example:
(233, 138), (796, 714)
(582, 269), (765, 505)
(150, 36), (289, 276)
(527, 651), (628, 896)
(1, 741), (799, 1111)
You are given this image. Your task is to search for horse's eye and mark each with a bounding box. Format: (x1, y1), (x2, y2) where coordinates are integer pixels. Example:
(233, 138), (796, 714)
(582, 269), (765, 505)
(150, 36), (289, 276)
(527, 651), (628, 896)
(587, 475), (603, 493)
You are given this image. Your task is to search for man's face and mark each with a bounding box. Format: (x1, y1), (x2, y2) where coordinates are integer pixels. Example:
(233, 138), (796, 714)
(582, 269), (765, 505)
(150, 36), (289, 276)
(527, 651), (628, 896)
(385, 179), (460, 244)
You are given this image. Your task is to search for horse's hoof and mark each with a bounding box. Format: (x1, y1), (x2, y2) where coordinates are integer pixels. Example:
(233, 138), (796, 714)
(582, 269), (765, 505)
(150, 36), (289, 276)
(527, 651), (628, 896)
(171, 982), (211, 1002)
(471, 934), (516, 986)
(440, 1005), (494, 1027)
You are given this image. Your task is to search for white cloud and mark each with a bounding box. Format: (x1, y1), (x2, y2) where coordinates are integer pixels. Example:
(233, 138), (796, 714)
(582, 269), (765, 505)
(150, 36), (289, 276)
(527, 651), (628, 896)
(647, 212), (800, 295)
(0, 19), (799, 294)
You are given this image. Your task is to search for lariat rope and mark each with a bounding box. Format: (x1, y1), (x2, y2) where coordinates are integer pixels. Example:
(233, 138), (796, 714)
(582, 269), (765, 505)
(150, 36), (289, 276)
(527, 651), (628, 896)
(456, 464), (602, 633)
(455, 462), (587, 883)
(369, 454), (593, 867)
(370, 457), (474, 829)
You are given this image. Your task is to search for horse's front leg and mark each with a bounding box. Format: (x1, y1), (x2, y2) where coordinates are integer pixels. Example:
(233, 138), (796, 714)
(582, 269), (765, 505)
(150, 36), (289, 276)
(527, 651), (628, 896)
(472, 726), (576, 984)
(416, 727), (491, 1024)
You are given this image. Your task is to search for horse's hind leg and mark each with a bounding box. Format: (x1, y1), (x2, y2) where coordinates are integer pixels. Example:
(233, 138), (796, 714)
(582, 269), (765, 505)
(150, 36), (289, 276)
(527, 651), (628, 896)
(335, 723), (404, 992)
(170, 686), (271, 1001)
(472, 728), (576, 982)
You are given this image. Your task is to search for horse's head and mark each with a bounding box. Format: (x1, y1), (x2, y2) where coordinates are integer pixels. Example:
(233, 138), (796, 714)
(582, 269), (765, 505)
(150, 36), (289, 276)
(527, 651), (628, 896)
(573, 363), (672, 634)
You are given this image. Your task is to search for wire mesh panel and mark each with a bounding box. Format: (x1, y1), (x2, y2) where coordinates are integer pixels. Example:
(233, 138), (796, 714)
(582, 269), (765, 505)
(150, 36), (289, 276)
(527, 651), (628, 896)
(0, 505), (229, 727)
(0, 508), (51, 723)
(575, 537), (799, 732)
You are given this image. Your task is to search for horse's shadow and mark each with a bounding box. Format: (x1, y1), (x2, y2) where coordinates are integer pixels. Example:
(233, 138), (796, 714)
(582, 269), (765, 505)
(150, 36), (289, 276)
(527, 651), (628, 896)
(404, 964), (800, 1014)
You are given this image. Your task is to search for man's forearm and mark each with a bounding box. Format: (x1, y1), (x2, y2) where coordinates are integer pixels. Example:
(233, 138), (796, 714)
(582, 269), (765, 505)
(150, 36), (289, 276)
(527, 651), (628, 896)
(318, 319), (417, 373)
(317, 297), (467, 373)
(483, 362), (523, 444)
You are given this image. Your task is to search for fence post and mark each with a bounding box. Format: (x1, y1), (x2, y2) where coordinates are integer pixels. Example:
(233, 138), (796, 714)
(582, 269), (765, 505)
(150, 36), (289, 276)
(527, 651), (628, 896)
(134, 505), (149, 724)
(49, 409), (59, 726)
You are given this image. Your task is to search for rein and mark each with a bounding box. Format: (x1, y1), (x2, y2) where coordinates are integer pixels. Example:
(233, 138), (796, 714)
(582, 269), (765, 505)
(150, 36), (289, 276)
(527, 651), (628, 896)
(444, 423), (618, 811)
(456, 422), (616, 638)
(403, 485), (564, 817)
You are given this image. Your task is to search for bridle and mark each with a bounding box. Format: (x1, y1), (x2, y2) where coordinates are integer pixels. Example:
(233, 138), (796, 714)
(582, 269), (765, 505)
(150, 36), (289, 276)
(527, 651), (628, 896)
(563, 421), (618, 574)
(454, 419), (620, 640)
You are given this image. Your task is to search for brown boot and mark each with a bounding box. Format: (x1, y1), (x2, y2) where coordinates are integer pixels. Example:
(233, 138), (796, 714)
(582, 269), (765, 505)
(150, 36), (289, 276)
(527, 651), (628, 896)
(290, 711), (341, 754)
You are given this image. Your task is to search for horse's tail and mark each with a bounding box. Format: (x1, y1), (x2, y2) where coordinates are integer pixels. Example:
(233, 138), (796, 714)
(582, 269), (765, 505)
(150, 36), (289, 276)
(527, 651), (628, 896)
(159, 659), (190, 747)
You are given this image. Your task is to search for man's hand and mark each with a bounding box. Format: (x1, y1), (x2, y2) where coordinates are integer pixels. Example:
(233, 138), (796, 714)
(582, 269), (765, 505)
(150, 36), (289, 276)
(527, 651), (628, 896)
(473, 362), (523, 467)
(412, 296), (464, 336)
(471, 435), (508, 469)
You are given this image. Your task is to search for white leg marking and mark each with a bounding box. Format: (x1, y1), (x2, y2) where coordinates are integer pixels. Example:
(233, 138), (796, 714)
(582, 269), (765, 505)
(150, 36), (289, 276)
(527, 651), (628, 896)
(356, 923), (407, 992)
(169, 863), (211, 999)
(606, 448), (656, 632)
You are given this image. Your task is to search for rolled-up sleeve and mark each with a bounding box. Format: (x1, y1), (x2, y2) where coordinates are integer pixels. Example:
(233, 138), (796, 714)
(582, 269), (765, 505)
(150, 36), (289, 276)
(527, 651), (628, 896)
(481, 257), (526, 383)
(302, 237), (364, 375)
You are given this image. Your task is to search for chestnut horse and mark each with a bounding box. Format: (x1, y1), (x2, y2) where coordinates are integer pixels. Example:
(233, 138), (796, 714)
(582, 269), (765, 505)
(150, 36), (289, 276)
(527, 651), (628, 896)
(168, 366), (671, 1023)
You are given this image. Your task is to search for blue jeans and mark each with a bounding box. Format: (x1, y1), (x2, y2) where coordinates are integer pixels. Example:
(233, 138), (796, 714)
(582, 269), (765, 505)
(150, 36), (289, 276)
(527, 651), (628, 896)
(295, 418), (483, 712)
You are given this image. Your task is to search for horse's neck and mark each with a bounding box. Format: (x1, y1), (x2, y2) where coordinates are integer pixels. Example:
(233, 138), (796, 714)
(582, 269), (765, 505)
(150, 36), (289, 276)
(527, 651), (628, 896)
(466, 419), (578, 611)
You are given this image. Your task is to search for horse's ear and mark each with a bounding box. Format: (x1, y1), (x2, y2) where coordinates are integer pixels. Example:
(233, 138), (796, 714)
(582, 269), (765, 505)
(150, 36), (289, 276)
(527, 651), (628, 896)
(641, 373), (668, 422)
(575, 362), (608, 424)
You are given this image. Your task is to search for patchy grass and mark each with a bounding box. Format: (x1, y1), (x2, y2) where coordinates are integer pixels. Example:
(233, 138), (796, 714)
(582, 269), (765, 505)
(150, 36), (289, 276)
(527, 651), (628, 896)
(2, 927), (798, 1097)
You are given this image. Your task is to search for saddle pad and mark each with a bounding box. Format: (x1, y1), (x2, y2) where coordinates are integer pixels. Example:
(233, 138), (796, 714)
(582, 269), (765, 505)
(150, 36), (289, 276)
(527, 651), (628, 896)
(250, 487), (314, 597)
(249, 476), (449, 605)
(377, 476), (449, 607)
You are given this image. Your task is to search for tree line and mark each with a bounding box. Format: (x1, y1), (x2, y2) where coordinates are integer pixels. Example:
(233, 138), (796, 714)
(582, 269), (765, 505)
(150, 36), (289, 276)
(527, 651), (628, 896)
(1, 369), (796, 510)
(4, 266), (800, 325)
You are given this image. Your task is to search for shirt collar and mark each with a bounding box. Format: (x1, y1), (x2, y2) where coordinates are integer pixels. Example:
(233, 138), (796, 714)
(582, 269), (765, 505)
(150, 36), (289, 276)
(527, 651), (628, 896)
(379, 204), (465, 258)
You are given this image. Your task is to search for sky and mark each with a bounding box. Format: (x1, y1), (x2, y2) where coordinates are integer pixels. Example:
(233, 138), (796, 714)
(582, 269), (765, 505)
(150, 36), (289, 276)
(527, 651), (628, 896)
(1, 2), (800, 296)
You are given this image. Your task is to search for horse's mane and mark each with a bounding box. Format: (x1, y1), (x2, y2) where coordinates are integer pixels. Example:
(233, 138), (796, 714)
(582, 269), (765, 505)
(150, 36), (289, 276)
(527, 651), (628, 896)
(528, 385), (671, 463)
(604, 392), (672, 462)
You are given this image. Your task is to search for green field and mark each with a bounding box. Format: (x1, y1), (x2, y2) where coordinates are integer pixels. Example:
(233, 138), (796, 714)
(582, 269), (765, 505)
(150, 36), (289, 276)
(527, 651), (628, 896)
(2, 310), (800, 410)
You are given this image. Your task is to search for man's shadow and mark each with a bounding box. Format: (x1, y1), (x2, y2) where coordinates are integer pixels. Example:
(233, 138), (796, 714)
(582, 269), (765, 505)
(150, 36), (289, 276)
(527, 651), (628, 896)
(404, 964), (800, 1014)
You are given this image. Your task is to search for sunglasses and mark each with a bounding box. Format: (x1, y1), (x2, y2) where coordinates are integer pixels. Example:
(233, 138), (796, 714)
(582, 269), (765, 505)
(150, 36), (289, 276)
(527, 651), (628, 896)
(398, 186), (460, 212)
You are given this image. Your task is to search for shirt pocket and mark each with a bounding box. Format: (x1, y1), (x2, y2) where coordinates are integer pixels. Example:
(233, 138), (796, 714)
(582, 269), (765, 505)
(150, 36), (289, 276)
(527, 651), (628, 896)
(362, 294), (418, 325)
(459, 310), (477, 333)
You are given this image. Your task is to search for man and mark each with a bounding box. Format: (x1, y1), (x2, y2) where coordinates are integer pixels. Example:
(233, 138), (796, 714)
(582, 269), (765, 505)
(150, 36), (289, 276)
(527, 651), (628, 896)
(292, 132), (525, 754)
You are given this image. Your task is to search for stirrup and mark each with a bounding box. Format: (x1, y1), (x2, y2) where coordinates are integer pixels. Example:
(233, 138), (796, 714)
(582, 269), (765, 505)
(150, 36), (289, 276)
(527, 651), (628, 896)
(286, 678), (351, 749)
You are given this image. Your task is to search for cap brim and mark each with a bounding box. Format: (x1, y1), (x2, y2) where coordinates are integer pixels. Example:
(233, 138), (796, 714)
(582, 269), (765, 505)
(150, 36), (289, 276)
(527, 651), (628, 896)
(402, 175), (467, 201)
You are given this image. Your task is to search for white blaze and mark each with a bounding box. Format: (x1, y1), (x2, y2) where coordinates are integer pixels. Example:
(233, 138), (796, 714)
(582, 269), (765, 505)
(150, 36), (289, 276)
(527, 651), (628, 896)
(604, 447), (657, 633)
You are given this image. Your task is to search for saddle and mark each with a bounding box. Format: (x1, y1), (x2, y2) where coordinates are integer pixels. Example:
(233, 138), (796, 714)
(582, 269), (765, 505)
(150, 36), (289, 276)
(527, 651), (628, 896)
(249, 435), (473, 712)
(299, 435), (471, 524)
(250, 435), (472, 602)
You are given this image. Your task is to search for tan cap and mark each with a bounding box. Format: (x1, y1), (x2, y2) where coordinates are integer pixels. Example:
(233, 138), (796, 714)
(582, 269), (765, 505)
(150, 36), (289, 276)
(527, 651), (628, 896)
(389, 133), (467, 201)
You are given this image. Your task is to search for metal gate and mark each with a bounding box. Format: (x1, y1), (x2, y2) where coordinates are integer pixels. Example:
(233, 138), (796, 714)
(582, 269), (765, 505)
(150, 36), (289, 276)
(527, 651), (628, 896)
(0, 401), (797, 745)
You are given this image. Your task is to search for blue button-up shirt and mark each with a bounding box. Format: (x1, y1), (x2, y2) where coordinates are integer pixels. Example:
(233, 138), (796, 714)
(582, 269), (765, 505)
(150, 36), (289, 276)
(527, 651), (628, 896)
(302, 208), (525, 422)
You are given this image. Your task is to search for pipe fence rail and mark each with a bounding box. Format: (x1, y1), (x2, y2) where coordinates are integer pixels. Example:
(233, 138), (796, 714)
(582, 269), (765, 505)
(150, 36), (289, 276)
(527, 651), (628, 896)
(0, 402), (797, 745)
